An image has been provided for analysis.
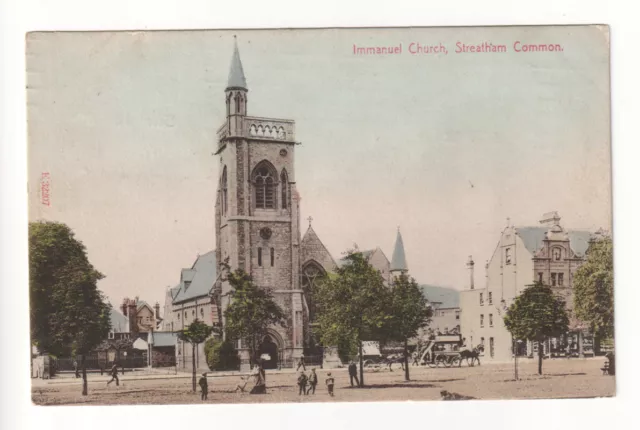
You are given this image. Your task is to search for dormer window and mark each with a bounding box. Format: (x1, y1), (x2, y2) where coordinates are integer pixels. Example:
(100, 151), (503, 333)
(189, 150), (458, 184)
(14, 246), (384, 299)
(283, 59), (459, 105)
(184, 280), (191, 290)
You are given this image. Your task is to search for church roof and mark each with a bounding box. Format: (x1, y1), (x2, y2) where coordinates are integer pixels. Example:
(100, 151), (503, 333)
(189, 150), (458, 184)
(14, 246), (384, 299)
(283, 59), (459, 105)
(172, 250), (218, 304)
(515, 227), (593, 258)
(300, 225), (337, 271)
(390, 229), (408, 272)
(227, 38), (247, 90)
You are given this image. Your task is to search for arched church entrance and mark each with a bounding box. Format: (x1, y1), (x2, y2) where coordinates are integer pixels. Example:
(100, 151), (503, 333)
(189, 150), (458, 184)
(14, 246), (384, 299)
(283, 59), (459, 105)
(258, 334), (280, 370)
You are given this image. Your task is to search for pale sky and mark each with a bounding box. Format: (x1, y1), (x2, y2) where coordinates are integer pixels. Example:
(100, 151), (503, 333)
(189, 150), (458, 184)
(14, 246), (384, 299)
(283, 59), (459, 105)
(27, 26), (611, 310)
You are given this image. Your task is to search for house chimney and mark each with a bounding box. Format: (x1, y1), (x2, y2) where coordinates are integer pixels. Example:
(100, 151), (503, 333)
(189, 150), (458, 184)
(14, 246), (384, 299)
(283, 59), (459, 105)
(466, 255), (475, 290)
(128, 299), (138, 335)
(154, 302), (160, 321)
(121, 297), (129, 316)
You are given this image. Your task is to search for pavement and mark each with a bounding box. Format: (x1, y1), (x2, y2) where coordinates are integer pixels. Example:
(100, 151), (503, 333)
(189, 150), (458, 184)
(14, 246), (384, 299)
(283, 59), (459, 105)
(32, 365), (348, 387)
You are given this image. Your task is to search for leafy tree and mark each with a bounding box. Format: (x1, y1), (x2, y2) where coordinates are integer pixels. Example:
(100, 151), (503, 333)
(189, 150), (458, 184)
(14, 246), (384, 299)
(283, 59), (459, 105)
(176, 319), (215, 392)
(29, 221), (111, 395)
(223, 266), (286, 365)
(382, 273), (432, 381)
(573, 237), (614, 340)
(503, 282), (569, 375)
(314, 250), (389, 387)
(204, 337), (240, 371)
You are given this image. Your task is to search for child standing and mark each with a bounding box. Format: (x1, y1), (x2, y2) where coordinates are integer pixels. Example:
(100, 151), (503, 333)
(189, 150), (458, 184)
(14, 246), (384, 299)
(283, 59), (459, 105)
(307, 368), (318, 394)
(325, 372), (335, 397)
(198, 373), (208, 400)
(297, 371), (308, 395)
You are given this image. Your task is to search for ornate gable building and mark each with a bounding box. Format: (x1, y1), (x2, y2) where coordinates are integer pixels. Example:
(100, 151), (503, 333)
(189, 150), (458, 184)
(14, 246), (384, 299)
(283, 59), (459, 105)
(459, 212), (607, 363)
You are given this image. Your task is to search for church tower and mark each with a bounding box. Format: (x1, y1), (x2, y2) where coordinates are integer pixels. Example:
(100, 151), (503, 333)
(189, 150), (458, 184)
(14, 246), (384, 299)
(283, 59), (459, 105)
(215, 39), (303, 367)
(390, 227), (409, 277)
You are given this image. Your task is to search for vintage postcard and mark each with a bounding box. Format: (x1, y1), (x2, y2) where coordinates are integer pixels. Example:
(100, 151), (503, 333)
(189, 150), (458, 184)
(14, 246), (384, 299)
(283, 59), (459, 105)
(27, 26), (613, 406)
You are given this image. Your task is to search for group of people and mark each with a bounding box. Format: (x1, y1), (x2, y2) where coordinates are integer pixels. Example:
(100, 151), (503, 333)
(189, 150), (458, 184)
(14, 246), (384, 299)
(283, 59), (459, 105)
(296, 368), (335, 396)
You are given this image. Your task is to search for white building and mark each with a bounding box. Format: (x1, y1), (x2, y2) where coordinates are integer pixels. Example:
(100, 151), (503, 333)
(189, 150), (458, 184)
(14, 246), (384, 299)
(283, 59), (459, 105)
(460, 212), (604, 362)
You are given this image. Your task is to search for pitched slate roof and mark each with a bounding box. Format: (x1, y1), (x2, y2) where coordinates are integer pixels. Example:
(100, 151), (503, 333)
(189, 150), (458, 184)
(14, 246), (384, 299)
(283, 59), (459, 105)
(300, 225), (337, 271)
(172, 250), (218, 304)
(227, 38), (247, 90)
(515, 227), (593, 257)
(109, 309), (129, 333)
(151, 332), (178, 347)
(420, 285), (460, 309)
(390, 230), (408, 272)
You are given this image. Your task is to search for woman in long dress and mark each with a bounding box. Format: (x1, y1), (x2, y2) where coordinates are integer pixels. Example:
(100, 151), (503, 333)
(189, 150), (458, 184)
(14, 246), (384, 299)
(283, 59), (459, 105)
(250, 360), (267, 394)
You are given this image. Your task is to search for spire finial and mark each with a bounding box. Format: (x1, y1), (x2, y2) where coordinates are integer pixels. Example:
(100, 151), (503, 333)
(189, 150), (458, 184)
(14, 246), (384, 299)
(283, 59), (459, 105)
(307, 216), (313, 227)
(390, 228), (408, 273)
(227, 37), (247, 90)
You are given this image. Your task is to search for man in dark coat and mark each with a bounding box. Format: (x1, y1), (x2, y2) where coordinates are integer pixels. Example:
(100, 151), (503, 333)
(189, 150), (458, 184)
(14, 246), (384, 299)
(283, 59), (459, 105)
(297, 371), (308, 395)
(198, 373), (208, 400)
(348, 361), (359, 387)
(106, 363), (119, 386)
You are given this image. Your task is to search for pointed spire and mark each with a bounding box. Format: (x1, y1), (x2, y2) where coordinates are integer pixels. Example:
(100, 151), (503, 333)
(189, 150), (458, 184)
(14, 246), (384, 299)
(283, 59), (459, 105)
(390, 228), (408, 273)
(227, 36), (247, 90)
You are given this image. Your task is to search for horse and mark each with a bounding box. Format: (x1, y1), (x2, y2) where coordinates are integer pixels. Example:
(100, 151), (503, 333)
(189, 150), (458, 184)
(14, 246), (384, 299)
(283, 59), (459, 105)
(383, 354), (405, 371)
(458, 345), (484, 367)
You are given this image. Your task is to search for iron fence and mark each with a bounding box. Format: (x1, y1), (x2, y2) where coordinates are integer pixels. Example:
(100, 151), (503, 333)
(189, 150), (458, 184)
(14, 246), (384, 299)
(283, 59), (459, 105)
(53, 355), (146, 373)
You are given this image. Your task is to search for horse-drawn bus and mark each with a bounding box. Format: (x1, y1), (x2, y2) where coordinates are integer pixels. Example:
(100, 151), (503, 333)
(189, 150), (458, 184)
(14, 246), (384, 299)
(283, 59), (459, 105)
(419, 335), (483, 367)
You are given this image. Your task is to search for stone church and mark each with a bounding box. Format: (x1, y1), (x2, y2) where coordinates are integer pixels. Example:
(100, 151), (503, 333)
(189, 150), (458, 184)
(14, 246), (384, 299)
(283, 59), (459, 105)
(163, 39), (408, 370)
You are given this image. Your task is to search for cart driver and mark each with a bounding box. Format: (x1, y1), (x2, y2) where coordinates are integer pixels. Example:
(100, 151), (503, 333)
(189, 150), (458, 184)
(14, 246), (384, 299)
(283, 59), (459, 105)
(459, 337), (469, 353)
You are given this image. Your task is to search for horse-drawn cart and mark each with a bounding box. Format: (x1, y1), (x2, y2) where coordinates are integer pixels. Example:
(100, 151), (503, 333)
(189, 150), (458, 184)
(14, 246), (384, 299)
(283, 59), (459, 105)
(419, 335), (482, 368)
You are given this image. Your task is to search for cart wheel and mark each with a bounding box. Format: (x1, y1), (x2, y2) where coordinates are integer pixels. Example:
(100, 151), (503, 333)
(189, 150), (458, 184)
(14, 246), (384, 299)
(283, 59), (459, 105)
(435, 355), (447, 368)
(450, 356), (461, 367)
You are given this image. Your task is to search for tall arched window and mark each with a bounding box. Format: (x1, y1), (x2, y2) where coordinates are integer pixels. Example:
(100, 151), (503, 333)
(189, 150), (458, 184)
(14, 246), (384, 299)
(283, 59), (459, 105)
(234, 93), (240, 114)
(252, 161), (277, 209)
(301, 261), (326, 323)
(280, 169), (288, 209)
(221, 166), (228, 215)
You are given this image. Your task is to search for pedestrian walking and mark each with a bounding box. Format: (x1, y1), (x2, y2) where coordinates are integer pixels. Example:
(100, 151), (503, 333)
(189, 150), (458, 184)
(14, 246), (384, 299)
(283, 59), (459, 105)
(411, 351), (420, 366)
(106, 363), (119, 386)
(306, 368), (318, 394)
(348, 361), (359, 387)
(296, 354), (306, 371)
(73, 360), (79, 378)
(198, 373), (208, 400)
(297, 371), (308, 395)
(325, 372), (335, 397)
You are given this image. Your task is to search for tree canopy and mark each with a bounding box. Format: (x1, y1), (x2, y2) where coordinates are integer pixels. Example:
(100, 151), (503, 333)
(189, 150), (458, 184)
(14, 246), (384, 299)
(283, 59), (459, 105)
(29, 221), (111, 394)
(573, 237), (614, 339)
(177, 319), (216, 391)
(223, 266), (286, 363)
(313, 249), (389, 386)
(503, 282), (569, 374)
(382, 273), (432, 380)
(30, 221), (111, 356)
